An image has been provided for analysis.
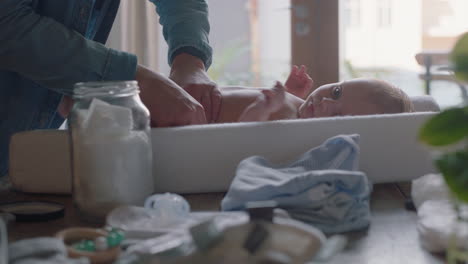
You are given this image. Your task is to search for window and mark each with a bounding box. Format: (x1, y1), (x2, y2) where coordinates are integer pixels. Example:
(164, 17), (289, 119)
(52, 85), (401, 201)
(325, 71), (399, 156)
(110, 0), (468, 109)
(343, 0), (361, 28)
(155, 0), (291, 87)
(377, 0), (392, 28)
(340, 0), (468, 108)
(207, 0), (291, 87)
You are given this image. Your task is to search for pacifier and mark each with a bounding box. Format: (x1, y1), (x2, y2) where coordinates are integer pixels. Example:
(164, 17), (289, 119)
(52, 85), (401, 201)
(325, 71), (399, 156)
(144, 193), (191, 227)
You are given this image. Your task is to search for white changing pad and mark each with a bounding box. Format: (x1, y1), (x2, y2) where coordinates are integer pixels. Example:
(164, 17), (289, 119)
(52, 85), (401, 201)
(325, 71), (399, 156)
(152, 112), (437, 193)
(9, 112), (438, 194)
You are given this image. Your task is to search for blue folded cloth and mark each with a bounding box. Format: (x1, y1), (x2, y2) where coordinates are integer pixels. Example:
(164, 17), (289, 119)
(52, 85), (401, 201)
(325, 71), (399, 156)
(221, 134), (372, 234)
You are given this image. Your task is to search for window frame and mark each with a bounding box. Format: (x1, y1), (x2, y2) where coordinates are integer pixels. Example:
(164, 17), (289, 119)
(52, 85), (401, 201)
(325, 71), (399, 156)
(291, 0), (339, 87)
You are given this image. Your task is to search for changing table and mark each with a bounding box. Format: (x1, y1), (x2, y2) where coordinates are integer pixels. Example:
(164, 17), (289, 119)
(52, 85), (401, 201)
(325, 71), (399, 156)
(2, 183), (443, 264)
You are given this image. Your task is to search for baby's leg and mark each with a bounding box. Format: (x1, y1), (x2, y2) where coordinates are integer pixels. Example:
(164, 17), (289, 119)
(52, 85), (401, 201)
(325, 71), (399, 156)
(285, 65), (314, 99)
(238, 82), (286, 122)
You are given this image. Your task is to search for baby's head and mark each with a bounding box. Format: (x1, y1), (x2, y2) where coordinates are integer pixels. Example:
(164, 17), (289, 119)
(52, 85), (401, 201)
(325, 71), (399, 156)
(298, 78), (413, 118)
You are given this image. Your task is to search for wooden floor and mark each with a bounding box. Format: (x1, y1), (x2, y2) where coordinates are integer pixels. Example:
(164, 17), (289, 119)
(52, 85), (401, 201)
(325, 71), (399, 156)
(2, 183), (444, 263)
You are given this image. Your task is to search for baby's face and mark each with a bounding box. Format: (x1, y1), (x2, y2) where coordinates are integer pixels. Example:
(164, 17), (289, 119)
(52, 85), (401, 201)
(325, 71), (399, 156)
(298, 79), (382, 118)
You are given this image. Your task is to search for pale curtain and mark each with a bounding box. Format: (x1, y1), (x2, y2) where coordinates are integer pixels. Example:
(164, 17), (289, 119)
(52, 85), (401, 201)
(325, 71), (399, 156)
(106, 0), (161, 71)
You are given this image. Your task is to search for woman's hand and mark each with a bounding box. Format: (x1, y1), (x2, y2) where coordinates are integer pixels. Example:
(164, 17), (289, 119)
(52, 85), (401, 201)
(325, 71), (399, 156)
(170, 53), (221, 123)
(136, 64), (207, 127)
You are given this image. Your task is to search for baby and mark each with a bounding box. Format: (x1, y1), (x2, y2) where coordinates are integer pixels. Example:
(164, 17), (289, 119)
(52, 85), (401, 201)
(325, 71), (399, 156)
(215, 65), (414, 123)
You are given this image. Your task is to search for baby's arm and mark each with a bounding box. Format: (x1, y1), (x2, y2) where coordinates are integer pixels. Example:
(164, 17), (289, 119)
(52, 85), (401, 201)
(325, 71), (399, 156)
(238, 82), (286, 122)
(285, 65), (314, 99)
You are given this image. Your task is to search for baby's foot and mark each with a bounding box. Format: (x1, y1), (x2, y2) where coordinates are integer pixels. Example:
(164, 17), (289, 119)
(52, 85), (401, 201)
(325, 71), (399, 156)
(285, 65), (314, 99)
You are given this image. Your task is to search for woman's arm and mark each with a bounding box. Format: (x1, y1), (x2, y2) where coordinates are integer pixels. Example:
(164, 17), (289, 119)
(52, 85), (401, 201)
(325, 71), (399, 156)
(150, 0), (212, 69)
(150, 0), (219, 122)
(0, 0), (137, 94)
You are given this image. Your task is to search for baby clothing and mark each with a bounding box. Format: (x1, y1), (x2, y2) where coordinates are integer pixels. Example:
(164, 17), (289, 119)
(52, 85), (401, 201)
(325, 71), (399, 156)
(221, 134), (372, 234)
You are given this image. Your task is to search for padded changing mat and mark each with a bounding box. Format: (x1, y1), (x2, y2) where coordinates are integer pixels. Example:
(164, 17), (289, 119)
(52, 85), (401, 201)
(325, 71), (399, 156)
(152, 112), (437, 193)
(9, 112), (437, 194)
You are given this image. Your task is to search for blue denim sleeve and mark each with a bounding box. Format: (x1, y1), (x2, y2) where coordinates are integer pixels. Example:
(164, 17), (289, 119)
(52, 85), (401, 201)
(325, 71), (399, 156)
(0, 0), (137, 94)
(150, 0), (213, 69)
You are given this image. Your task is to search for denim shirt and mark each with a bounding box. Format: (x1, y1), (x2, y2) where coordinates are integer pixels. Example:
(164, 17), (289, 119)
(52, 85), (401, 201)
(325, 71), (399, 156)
(0, 0), (212, 177)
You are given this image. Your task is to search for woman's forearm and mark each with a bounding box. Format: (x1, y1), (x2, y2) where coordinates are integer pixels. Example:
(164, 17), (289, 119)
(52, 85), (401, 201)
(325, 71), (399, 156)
(0, 0), (136, 93)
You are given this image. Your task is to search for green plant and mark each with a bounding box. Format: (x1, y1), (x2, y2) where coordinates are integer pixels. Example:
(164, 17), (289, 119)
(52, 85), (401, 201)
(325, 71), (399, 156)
(419, 32), (468, 202)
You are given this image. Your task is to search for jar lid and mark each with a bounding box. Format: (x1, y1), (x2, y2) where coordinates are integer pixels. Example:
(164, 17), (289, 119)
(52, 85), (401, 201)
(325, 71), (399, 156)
(73, 81), (139, 99)
(0, 201), (65, 222)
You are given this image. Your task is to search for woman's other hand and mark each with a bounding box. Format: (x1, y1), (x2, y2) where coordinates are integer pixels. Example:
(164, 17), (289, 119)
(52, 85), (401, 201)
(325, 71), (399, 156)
(170, 53), (221, 123)
(136, 64), (207, 127)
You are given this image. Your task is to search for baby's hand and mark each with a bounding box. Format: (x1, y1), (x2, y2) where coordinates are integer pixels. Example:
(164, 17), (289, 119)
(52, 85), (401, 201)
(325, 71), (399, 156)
(262, 81), (286, 113)
(238, 82), (286, 122)
(285, 65), (314, 99)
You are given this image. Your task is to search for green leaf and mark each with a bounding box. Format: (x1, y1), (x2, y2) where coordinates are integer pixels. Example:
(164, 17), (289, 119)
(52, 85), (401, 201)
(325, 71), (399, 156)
(437, 150), (468, 203)
(454, 54), (468, 78)
(419, 106), (468, 146)
(451, 32), (468, 82)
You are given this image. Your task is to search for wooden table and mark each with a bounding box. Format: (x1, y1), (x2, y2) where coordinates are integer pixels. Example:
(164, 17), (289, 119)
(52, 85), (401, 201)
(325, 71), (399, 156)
(1, 183), (444, 263)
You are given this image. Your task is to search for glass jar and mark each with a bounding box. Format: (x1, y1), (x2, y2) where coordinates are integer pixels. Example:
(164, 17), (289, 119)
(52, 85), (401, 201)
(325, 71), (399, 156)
(69, 81), (154, 223)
